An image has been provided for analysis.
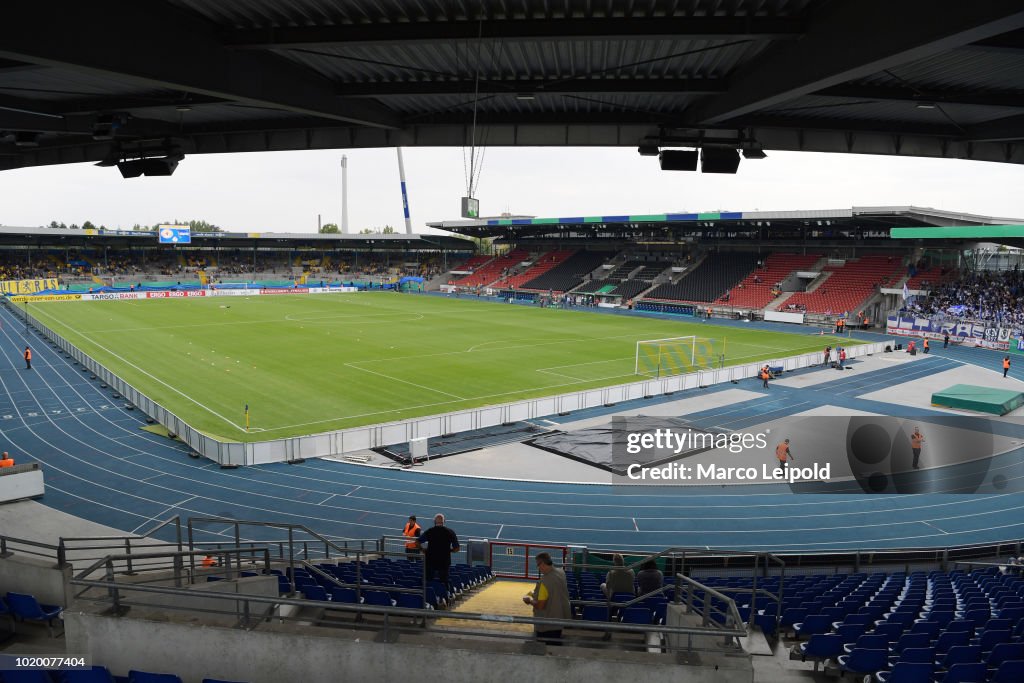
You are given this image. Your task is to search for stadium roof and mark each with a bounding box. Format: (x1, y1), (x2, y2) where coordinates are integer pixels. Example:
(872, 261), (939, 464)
(429, 205), (1024, 237)
(0, 225), (473, 250)
(2, 1), (1024, 171)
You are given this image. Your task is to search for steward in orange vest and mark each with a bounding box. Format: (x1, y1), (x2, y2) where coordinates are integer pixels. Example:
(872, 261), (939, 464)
(775, 440), (792, 470)
(403, 515), (422, 559)
(24, 346), (31, 370)
(1005, 357), (1012, 378)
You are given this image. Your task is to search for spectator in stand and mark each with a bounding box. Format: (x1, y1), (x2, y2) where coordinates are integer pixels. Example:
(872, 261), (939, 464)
(601, 554), (636, 598)
(523, 552), (571, 645)
(636, 559), (664, 595)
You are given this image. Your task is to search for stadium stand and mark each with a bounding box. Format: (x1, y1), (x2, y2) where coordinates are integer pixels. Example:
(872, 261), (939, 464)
(725, 253), (823, 309)
(778, 255), (903, 314)
(609, 279), (651, 300)
(903, 265), (957, 292)
(573, 278), (618, 294)
(518, 251), (608, 292)
(631, 262), (672, 280)
(450, 254), (493, 273)
(492, 250), (575, 289)
(904, 269), (1024, 327)
(645, 253), (760, 303)
(607, 260), (646, 280)
(452, 249), (530, 287)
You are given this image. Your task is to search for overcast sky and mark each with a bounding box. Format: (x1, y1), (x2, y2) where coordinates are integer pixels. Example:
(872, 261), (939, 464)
(1, 147), (1022, 235)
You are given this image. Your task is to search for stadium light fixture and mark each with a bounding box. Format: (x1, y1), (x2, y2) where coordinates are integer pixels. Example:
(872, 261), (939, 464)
(638, 142), (660, 156)
(515, 93), (536, 101)
(915, 102), (936, 109)
(14, 132), (41, 147)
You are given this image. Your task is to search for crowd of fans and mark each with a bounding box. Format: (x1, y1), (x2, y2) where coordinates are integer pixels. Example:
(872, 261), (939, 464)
(902, 268), (1024, 328)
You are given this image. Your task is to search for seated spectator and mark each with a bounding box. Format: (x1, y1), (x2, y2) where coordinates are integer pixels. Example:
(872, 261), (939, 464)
(0, 452), (14, 468)
(601, 554), (636, 598)
(636, 559), (664, 595)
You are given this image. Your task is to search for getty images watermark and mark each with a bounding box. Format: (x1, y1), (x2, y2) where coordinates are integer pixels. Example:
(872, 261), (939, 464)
(611, 417), (832, 484)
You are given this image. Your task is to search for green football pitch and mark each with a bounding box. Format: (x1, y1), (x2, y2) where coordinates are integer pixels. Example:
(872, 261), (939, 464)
(27, 293), (848, 441)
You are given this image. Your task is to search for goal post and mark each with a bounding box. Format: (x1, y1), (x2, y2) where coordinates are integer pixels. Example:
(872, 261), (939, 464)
(634, 336), (726, 377)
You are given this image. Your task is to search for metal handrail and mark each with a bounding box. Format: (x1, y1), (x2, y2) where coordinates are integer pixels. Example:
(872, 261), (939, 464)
(67, 561), (746, 651)
(186, 517), (381, 592)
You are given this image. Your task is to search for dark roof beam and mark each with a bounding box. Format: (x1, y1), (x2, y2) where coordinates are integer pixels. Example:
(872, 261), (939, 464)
(962, 27), (1024, 53)
(689, 1), (1024, 125)
(337, 77), (726, 97)
(817, 85), (1024, 108)
(961, 113), (1024, 142)
(0, 2), (400, 129)
(225, 17), (804, 48)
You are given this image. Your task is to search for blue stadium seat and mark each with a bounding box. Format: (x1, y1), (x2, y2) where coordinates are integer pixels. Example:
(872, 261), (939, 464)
(973, 628), (1011, 652)
(794, 613), (833, 639)
(4, 592), (63, 637)
(890, 647), (934, 665)
(128, 672), (183, 683)
(61, 666), (117, 683)
(620, 607), (652, 627)
(837, 648), (889, 676)
(874, 662), (933, 683)
(395, 594), (427, 610)
(936, 644), (982, 671)
(991, 659), (1024, 683)
(581, 605), (609, 622)
(938, 662), (987, 683)
(331, 587), (359, 604)
(986, 642), (1024, 669)
(798, 633), (843, 667)
(933, 630), (970, 655)
(302, 585), (328, 602)
(2, 670), (53, 683)
(362, 590), (395, 607)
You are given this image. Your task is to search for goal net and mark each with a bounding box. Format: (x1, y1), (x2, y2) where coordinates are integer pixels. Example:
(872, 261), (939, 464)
(634, 336), (726, 377)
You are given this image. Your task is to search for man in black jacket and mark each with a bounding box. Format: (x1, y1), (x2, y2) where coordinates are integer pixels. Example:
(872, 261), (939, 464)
(417, 513), (460, 589)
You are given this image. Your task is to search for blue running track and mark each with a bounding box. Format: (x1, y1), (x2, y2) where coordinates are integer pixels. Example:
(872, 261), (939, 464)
(1, 301), (1023, 553)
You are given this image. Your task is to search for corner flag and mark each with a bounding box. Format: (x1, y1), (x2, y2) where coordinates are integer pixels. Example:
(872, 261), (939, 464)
(245, 403), (249, 431)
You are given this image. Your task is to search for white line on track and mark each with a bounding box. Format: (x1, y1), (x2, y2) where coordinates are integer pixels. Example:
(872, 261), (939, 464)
(131, 495), (198, 534)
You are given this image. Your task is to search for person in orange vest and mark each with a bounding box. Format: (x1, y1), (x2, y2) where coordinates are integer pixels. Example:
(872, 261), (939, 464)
(201, 555), (217, 568)
(775, 439), (793, 473)
(923, 338), (930, 354)
(760, 365), (771, 389)
(910, 427), (925, 469)
(403, 515), (422, 560)
(23, 346), (31, 370)
(838, 347), (847, 369)
(0, 452), (14, 468)
(1005, 356), (1012, 379)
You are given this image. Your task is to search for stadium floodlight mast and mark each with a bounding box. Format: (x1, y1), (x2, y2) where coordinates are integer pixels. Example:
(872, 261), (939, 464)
(340, 155), (349, 234)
